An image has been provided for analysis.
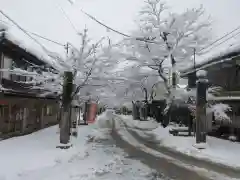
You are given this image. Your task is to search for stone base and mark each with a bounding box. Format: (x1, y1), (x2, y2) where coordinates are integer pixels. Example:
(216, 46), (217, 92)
(56, 143), (73, 149)
(79, 123), (88, 125)
(193, 142), (208, 150)
(72, 131), (78, 137)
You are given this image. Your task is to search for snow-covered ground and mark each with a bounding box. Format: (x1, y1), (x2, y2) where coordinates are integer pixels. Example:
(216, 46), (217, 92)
(117, 115), (159, 130)
(114, 114), (237, 180)
(120, 115), (240, 169)
(0, 113), (159, 180)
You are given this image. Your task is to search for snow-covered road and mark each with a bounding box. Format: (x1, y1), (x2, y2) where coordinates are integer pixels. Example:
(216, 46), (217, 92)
(1, 112), (238, 180)
(114, 114), (240, 180)
(0, 119), (166, 180)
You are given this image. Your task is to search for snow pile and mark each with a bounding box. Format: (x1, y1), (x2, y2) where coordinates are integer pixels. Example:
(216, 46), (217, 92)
(87, 110), (115, 144)
(153, 125), (240, 169)
(95, 110), (114, 129)
(119, 115), (159, 130)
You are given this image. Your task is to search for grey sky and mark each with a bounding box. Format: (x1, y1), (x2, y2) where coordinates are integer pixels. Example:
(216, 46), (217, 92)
(1, 0), (240, 60)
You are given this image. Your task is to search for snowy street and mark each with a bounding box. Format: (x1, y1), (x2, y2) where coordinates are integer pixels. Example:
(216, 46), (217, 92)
(0, 119), (168, 180)
(1, 112), (240, 180)
(1, 0), (240, 179)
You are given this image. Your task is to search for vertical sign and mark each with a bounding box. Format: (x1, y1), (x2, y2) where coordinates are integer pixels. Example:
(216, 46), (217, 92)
(87, 102), (97, 123)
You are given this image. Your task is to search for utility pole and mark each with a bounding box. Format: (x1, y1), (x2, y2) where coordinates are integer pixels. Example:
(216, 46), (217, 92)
(193, 48), (196, 70)
(172, 66), (177, 89)
(65, 43), (70, 58)
(196, 70), (208, 145)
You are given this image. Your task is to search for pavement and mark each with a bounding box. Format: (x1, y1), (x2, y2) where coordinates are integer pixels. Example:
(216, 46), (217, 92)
(109, 115), (240, 180)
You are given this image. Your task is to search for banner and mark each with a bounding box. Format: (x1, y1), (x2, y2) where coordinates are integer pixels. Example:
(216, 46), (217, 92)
(87, 102), (97, 123)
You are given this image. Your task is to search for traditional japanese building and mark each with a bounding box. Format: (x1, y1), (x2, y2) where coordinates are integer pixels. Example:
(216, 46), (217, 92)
(180, 46), (240, 138)
(0, 30), (59, 139)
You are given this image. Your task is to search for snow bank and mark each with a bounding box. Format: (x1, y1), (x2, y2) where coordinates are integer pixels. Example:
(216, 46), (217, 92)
(0, 125), (92, 180)
(95, 111), (114, 129)
(119, 115), (159, 130)
(88, 110), (116, 143)
(153, 125), (240, 169)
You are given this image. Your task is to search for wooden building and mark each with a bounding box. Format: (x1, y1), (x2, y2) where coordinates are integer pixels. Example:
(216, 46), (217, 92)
(0, 31), (59, 139)
(180, 47), (240, 138)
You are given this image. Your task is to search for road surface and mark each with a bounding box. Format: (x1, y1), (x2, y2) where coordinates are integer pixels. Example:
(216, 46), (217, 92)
(106, 116), (239, 180)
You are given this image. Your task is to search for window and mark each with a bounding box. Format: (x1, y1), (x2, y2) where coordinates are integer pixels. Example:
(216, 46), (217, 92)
(26, 66), (33, 81)
(10, 61), (18, 81)
(44, 105), (53, 116)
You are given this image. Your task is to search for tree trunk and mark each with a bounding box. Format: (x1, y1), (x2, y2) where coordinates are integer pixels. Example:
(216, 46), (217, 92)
(59, 71), (73, 148)
(60, 105), (71, 144)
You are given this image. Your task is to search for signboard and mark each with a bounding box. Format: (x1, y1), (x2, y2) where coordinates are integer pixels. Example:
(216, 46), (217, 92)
(87, 102), (97, 123)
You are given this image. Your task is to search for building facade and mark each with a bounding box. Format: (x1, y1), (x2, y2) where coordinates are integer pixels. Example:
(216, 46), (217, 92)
(0, 32), (59, 139)
(181, 47), (240, 138)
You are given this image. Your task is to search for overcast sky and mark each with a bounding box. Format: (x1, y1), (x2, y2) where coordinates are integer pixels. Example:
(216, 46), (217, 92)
(1, 0), (240, 61)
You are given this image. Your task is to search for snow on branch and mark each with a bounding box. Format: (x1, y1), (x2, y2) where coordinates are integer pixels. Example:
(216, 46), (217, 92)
(210, 103), (231, 123)
(120, 0), (212, 110)
(172, 85), (232, 123)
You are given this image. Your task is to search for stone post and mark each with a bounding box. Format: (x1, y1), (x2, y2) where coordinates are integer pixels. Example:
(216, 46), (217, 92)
(132, 101), (137, 120)
(196, 70), (208, 144)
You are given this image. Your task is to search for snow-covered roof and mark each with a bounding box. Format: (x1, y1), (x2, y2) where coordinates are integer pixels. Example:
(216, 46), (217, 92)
(208, 96), (240, 101)
(0, 30), (53, 68)
(180, 45), (240, 76)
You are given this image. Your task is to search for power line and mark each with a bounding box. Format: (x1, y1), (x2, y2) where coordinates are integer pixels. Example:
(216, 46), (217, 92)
(29, 31), (65, 47)
(81, 10), (130, 38)
(0, 16), (65, 47)
(202, 30), (240, 53)
(79, 7), (240, 54)
(199, 25), (240, 53)
(79, 9), (160, 45)
(57, 5), (79, 34)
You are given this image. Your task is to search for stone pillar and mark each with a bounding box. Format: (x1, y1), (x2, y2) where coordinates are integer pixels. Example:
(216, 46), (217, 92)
(196, 70), (208, 144)
(132, 101), (137, 120)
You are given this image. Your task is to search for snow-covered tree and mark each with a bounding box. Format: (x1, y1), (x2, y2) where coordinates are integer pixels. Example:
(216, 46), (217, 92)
(0, 26), (125, 143)
(174, 78), (231, 124)
(118, 65), (160, 103)
(114, 1), (231, 126)
(122, 0), (211, 110)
